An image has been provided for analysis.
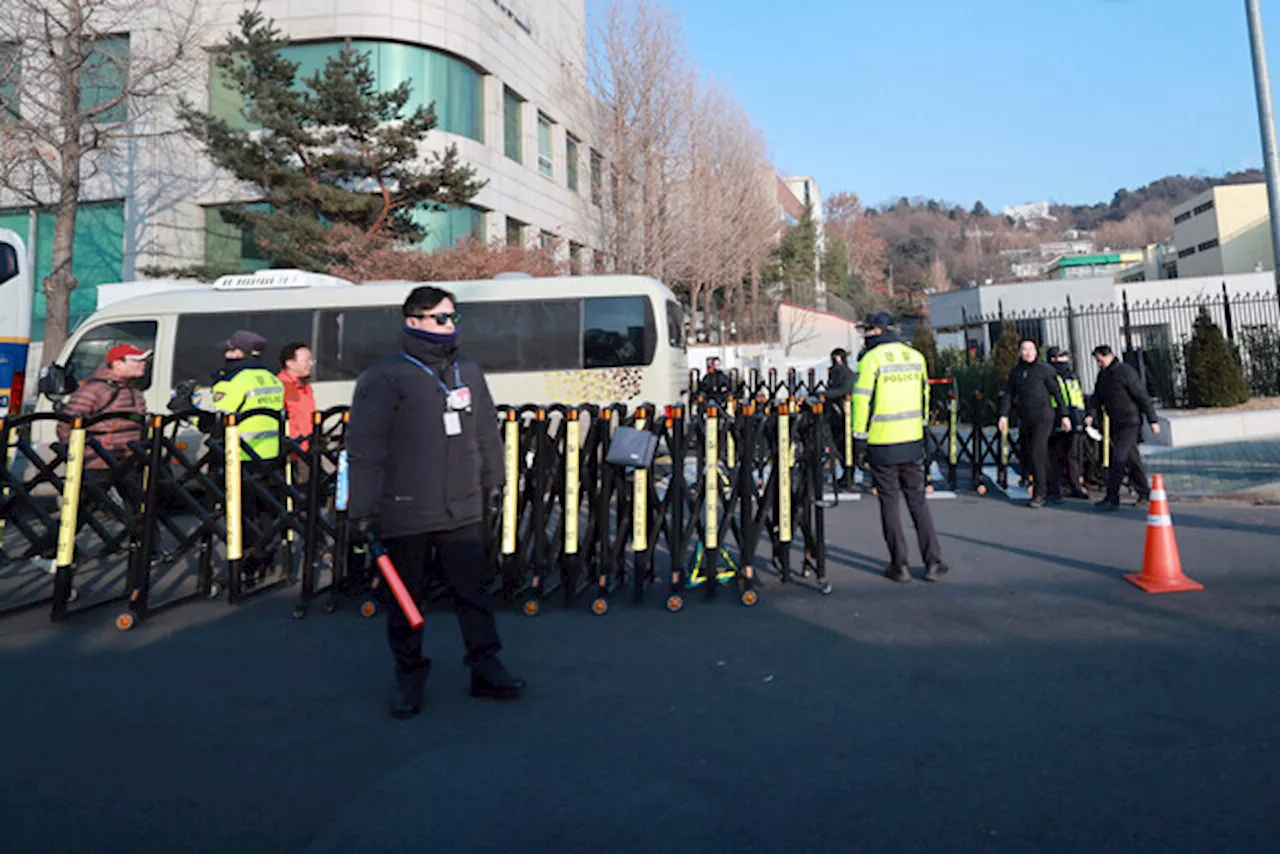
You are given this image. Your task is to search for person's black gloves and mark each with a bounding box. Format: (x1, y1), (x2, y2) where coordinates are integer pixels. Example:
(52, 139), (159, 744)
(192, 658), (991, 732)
(853, 439), (869, 472)
(350, 516), (378, 546)
(485, 487), (504, 518)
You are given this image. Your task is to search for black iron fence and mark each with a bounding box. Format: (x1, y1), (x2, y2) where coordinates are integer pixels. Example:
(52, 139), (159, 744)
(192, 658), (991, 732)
(946, 286), (1280, 407)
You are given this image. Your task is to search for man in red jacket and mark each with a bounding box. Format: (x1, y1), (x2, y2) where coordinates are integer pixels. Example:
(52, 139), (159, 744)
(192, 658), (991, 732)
(277, 343), (316, 476)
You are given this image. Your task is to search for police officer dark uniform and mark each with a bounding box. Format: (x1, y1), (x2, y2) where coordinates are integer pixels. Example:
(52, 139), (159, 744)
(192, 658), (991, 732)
(346, 285), (524, 719)
(852, 312), (949, 584)
(1045, 346), (1088, 502)
(211, 330), (286, 585)
(699, 357), (731, 407)
(997, 339), (1071, 509)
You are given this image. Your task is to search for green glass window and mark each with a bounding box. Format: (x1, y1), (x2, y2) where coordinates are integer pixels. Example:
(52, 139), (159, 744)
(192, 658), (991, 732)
(413, 204), (484, 252)
(566, 136), (579, 192)
(82, 35), (129, 124)
(0, 201), (125, 341)
(1, 43), (20, 119)
(504, 87), (523, 162)
(506, 216), (524, 247)
(537, 114), (553, 178)
(590, 150), (603, 206)
(204, 204), (271, 273)
(209, 41), (484, 142)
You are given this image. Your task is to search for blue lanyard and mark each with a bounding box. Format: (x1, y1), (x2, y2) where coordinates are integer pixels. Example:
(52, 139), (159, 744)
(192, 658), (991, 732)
(402, 353), (461, 396)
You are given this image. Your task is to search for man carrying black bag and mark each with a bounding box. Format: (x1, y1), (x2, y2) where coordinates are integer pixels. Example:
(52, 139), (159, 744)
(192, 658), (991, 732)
(346, 285), (525, 719)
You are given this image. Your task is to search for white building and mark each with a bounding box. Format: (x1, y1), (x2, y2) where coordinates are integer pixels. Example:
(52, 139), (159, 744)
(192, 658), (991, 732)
(0, 0), (605, 338)
(1001, 200), (1057, 227)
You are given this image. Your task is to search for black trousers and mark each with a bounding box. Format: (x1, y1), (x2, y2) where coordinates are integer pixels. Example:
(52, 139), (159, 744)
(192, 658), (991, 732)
(870, 461), (942, 568)
(1047, 431), (1082, 498)
(1106, 424), (1149, 504)
(1019, 419), (1054, 500)
(240, 458), (283, 571)
(383, 523), (502, 676)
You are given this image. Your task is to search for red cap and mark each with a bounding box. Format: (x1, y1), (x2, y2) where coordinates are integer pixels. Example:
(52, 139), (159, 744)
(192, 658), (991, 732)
(106, 344), (153, 364)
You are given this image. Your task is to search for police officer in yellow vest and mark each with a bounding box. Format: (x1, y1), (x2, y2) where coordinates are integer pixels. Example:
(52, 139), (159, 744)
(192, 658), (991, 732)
(212, 329), (286, 584)
(852, 312), (949, 584)
(1046, 346), (1089, 502)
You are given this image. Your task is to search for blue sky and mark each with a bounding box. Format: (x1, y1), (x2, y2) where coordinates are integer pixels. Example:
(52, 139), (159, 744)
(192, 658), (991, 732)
(671, 0), (1280, 210)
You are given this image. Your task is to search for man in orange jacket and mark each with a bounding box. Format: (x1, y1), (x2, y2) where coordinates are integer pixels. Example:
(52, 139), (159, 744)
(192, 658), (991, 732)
(278, 343), (316, 482)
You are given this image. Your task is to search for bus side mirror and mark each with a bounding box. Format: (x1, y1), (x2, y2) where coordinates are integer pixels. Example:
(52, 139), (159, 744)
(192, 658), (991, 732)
(38, 364), (76, 399)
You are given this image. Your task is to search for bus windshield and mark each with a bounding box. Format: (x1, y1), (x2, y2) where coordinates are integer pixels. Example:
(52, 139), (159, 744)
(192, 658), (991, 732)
(0, 227), (32, 414)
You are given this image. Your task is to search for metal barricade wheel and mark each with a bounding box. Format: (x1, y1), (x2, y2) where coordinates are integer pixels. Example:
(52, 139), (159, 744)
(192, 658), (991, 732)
(114, 613), (135, 631)
(521, 600), (540, 617)
(740, 590), (758, 607)
(666, 595), (683, 612)
(590, 598), (608, 615)
(360, 601), (377, 618)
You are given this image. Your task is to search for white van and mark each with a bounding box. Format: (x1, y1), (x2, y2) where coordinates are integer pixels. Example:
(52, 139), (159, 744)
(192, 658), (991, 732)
(35, 269), (689, 426)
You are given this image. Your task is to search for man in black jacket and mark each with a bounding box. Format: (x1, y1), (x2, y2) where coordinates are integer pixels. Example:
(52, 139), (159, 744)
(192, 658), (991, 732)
(347, 285), (524, 718)
(699, 356), (731, 407)
(997, 339), (1071, 508)
(1087, 345), (1162, 511)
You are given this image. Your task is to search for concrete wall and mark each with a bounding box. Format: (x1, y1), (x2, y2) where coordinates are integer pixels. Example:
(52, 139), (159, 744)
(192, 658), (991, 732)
(1173, 184), (1273, 278)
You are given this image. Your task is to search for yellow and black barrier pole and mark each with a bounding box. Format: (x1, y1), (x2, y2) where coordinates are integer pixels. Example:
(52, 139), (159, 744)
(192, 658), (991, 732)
(703, 403), (719, 601)
(948, 391), (959, 490)
(0, 419), (14, 550)
(224, 413), (244, 604)
(631, 407), (650, 605)
(775, 402), (793, 584)
(997, 416), (1010, 492)
(501, 409), (519, 599)
(563, 407), (581, 607)
(736, 401), (758, 606)
(843, 394), (854, 488)
(51, 417), (86, 621)
(808, 401), (832, 595)
(665, 406), (687, 612)
(119, 414), (165, 630)
(1102, 412), (1111, 476)
(295, 409), (325, 618)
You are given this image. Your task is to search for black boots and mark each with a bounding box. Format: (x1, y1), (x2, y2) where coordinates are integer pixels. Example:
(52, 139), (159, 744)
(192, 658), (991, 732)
(884, 565), (912, 584)
(391, 660), (432, 720)
(923, 562), (949, 583)
(470, 657), (526, 700)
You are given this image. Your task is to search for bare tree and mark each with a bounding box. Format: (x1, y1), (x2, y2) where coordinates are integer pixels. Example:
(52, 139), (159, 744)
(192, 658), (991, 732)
(0, 0), (201, 361)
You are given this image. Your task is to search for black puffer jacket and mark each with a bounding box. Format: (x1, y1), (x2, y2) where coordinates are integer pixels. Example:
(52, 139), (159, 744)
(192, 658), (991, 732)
(346, 331), (504, 538)
(1090, 359), (1158, 428)
(999, 360), (1067, 424)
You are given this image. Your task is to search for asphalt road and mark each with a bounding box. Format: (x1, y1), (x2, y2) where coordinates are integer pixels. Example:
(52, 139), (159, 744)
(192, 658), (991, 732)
(2, 495), (1278, 853)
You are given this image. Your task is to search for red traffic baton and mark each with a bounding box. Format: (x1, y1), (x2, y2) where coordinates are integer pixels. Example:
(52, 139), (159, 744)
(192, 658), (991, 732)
(369, 539), (424, 630)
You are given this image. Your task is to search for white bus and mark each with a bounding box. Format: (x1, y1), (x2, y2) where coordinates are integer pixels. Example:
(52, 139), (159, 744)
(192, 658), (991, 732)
(35, 270), (689, 422)
(0, 228), (32, 416)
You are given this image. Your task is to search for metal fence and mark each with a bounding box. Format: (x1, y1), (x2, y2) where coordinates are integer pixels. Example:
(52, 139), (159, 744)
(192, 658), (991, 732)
(945, 287), (1280, 407)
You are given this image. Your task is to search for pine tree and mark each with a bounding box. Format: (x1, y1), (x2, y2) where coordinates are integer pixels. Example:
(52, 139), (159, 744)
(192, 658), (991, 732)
(911, 321), (939, 377)
(990, 319), (1021, 389)
(177, 10), (485, 274)
(1185, 307), (1249, 408)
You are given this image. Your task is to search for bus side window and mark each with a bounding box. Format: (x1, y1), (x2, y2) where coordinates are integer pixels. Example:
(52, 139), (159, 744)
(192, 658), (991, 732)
(0, 243), (17, 284)
(66, 320), (159, 391)
(584, 296), (655, 368)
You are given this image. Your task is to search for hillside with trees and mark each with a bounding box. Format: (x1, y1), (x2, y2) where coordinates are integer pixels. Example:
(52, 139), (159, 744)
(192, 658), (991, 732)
(819, 170), (1266, 318)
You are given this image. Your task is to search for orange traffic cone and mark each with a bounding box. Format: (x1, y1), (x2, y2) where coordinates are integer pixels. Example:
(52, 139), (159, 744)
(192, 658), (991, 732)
(1124, 474), (1203, 594)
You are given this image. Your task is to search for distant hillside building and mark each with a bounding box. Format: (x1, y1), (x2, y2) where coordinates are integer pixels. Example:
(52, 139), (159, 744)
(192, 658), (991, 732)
(1045, 251), (1142, 280)
(1002, 201), (1057, 228)
(1171, 183), (1274, 277)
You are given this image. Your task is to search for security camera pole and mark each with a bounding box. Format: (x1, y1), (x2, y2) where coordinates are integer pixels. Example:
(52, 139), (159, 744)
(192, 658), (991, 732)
(1245, 0), (1280, 297)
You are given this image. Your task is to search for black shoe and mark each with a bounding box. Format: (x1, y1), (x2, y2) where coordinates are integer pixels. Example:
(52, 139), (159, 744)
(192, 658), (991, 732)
(470, 657), (525, 700)
(923, 562), (949, 583)
(1029, 497), (1046, 509)
(1132, 493), (1151, 506)
(390, 660), (432, 719)
(1068, 489), (1090, 500)
(1094, 500), (1119, 512)
(883, 564), (912, 584)
(1046, 495), (1064, 505)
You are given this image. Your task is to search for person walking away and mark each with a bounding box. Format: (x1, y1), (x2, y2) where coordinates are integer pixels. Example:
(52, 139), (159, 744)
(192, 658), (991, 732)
(1087, 345), (1161, 511)
(211, 330), (286, 587)
(997, 340), (1070, 509)
(699, 356), (731, 408)
(278, 343), (316, 488)
(53, 344), (151, 546)
(1046, 346), (1088, 502)
(852, 312), (949, 584)
(826, 348), (856, 483)
(346, 285), (524, 719)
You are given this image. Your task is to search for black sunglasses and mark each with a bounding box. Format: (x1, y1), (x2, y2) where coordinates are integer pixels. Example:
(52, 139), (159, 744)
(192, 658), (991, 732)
(412, 311), (461, 325)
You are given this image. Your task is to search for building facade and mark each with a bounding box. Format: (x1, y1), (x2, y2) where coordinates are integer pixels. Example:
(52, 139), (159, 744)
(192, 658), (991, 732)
(1171, 183), (1274, 278)
(1045, 251), (1141, 280)
(1, 0), (605, 338)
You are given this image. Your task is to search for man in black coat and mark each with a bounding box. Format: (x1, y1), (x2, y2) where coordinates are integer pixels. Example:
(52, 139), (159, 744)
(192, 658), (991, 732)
(998, 339), (1071, 508)
(347, 285), (525, 718)
(1087, 344), (1162, 511)
(699, 356), (731, 407)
